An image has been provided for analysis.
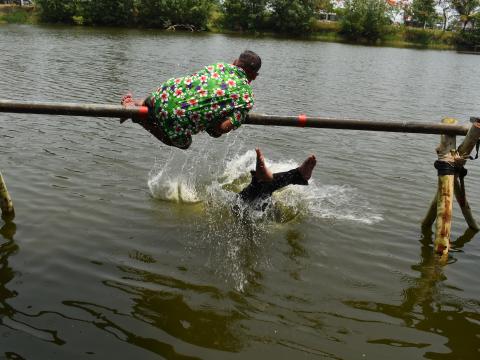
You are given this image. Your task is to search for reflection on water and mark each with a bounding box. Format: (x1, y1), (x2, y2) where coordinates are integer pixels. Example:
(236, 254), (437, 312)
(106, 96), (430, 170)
(0, 220), (17, 313)
(200, 191), (270, 292)
(285, 230), (308, 281)
(346, 227), (480, 359)
(63, 299), (203, 359)
(66, 265), (246, 355)
(0, 221), (66, 355)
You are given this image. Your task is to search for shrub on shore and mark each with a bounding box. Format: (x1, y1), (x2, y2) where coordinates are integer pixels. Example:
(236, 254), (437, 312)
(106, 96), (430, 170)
(35, 0), (76, 23)
(340, 0), (391, 43)
(0, 4), (36, 24)
(455, 28), (480, 50)
(137, 0), (212, 30)
(402, 27), (455, 46)
(34, 0), (213, 29)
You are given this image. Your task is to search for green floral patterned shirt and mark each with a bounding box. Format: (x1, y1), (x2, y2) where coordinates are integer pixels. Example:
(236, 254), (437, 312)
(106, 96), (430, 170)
(145, 62), (254, 148)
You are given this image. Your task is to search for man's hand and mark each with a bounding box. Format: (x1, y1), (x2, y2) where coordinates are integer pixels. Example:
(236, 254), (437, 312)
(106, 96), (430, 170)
(217, 119), (234, 134)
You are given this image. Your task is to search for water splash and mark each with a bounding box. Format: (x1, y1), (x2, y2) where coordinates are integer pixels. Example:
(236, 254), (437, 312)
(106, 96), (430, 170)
(148, 145), (383, 290)
(148, 146), (383, 224)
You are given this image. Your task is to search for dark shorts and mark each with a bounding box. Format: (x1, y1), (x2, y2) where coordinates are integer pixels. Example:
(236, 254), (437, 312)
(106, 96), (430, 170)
(238, 168), (308, 204)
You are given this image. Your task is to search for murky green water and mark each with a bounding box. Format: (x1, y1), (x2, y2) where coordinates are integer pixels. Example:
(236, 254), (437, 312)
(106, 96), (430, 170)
(1, 24), (480, 359)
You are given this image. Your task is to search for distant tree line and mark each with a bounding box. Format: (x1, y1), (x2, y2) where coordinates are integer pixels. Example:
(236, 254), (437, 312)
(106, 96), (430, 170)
(33, 0), (480, 49)
(33, 0), (319, 34)
(34, 0), (214, 28)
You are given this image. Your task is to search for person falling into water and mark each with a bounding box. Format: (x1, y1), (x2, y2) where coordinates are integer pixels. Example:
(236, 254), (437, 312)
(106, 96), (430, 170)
(121, 50), (261, 149)
(237, 148), (317, 211)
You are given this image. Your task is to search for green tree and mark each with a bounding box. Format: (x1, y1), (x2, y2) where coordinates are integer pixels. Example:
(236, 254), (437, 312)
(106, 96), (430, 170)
(340, 0), (390, 42)
(411, 0), (437, 28)
(455, 22), (480, 49)
(221, 0), (268, 31)
(35, 0), (77, 23)
(81, 0), (134, 26)
(269, 0), (316, 34)
(314, 0), (334, 13)
(137, 0), (213, 29)
(451, 0), (480, 30)
(437, 0), (452, 30)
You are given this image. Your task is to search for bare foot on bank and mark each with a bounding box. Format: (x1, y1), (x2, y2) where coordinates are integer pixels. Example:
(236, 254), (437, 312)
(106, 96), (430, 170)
(298, 155), (316, 181)
(255, 148), (273, 182)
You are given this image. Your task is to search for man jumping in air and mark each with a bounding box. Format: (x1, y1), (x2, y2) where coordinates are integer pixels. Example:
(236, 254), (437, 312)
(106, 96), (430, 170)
(121, 50), (261, 149)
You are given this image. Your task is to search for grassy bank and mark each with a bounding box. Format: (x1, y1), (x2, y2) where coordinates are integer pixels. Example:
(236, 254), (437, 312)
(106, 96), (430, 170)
(311, 21), (455, 50)
(0, 5), (37, 24)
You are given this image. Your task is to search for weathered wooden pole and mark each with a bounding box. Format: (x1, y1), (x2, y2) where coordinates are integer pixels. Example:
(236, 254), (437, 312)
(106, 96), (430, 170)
(0, 171), (14, 220)
(453, 177), (479, 230)
(452, 117), (480, 230)
(0, 100), (471, 135)
(433, 118), (457, 255)
(422, 193), (438, 229)
(457, 117), (480, 159)
(424, 117), (480, 245)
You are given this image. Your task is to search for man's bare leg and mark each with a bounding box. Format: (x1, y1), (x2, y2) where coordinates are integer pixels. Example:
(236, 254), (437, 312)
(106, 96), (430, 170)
(297, 155), (316, 180)
(239, 151), (316, 204)
(120, 93), (175, 147)
(255, 148), (273, 182)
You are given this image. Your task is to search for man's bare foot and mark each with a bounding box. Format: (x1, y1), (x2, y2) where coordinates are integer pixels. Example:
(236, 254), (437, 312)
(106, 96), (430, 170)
(255, 148), (273, 182)
(120, 93), (136, 124)
(298, 155), (316, 181)
(121, 93), (135, 107)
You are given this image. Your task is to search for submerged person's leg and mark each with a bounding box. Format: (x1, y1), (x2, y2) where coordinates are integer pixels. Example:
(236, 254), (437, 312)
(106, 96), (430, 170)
(239, 149), (316, 203)
(263, 154), (316, 194)
(253, 148), (273, 182)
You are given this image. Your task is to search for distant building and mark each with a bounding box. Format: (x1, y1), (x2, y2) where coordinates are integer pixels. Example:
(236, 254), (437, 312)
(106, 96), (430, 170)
(0, 0), (31, 5)
(316, 10), (338, 22)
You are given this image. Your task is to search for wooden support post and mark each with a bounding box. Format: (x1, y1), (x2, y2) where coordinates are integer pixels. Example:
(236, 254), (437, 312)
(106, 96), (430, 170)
(434, 118), (457, 255)
(422, 192), (438, 228)
(453, 177), (479, 230)
(453, 117), (480, 231)
(457, 117), (480, 158)
(0, 171), (15, 220)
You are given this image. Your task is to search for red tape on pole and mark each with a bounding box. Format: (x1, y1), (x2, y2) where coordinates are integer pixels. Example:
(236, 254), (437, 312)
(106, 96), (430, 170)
(138, 106), (149, 119)
(298, 114), (307, 127)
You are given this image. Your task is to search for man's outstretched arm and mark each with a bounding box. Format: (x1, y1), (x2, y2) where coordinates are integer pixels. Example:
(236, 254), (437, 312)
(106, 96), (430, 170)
(207, 109), (247, 138)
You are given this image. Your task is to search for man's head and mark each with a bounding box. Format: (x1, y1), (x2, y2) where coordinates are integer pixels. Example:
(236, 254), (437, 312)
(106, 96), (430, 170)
(233, 50), (261, 82)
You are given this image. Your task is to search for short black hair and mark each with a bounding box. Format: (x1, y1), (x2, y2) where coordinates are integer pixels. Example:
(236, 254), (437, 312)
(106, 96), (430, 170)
(238, 50), (261, 73)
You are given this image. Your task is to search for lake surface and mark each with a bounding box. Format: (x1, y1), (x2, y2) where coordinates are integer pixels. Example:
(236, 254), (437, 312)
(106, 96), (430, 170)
(1, 24), (480, 359)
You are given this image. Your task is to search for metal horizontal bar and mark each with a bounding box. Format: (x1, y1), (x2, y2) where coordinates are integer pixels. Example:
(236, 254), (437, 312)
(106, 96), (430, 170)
(245, 113), (469, 136)
(0, 99), (143, 118)
(0, 99), (470, 136)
